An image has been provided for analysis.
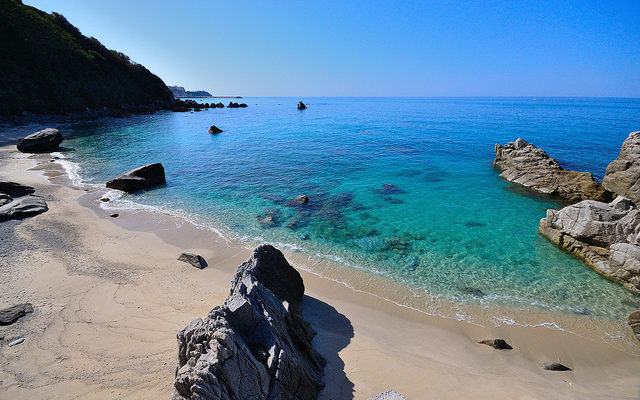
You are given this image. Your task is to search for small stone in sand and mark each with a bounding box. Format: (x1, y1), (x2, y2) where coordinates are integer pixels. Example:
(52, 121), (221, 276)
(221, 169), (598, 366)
(110, 213), (119, 218)
(0, 303), (34, 326)
(100, 198), (109, 202)
(9, 337), (25, 347)
(478, 339), (513, 350)
(178, 253), (208, 269)
(542, 362), (572, 371)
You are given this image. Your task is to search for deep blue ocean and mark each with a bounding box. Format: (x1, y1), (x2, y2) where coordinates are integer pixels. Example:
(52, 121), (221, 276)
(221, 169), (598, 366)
(10, 97), (640, 320)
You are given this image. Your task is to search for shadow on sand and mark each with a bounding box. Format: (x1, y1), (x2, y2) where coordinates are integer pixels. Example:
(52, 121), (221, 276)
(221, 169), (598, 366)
(301, 295), (355, 400)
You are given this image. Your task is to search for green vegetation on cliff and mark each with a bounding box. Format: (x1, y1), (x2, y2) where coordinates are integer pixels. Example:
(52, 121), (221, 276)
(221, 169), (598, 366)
(0, 0), (174, 116)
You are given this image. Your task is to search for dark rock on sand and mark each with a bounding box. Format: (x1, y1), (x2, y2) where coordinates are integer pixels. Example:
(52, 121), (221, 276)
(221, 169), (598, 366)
(110, 213), (119, 218)
(177, 253), (208, 269)
(603, 131), (640, 204)
(106, 163), (166, 193)
(0, 181), (35, 197)
(298, 101), (307, 110)
(629, 310), (640, 342)
(478, 339), (513, 350)
(208, 125), (223, 134)
(16, 128), (64, 153)
(0, 303), (34, 325)
(542, 362), (572, 371)
(494, 138), (610, 203)
(172, 245), (325, 400)
(539, 196), (640, 293)
(0, 195), (48, 221)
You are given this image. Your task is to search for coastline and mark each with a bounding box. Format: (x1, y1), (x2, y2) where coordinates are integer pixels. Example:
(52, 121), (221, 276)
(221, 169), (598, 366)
(1, 145), (640, 399)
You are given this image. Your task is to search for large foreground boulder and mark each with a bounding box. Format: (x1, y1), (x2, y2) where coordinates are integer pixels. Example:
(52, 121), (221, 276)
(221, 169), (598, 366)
(16, 128), (64, 153)
(602, 131), (640, 204)
(0, 195), (48, 221)
(106, 163), (166, 193)
(172, 245), (325, 400)
(494, 138), (609, 203)
(539, 196), (640, 293)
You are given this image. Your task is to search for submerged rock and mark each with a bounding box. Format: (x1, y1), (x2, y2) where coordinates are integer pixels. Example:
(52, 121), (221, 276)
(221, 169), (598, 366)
(177, 253), (208, 269)
(257, 208), (282, 228)
(106, 163), (166, 193)
(208, 125), (223, 134)
(172, 245), (325, 400)
(16, 128), (64, 153)
(297, 101), (307, 110)
(0, 303), (34, 325)
(539, 196), (640, 293)
(478, 339), (513, 350)
(290, 194), (309, 205)
(0, 195), (48, 221)
(629, 310), (640, 342)
(603, 131), (640, 204)
(542, 362), (572, 371)
(494, 138), (610, 203)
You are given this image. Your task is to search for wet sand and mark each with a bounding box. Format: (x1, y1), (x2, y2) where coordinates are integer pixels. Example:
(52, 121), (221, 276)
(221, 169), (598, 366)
(1, 146), (639, 399)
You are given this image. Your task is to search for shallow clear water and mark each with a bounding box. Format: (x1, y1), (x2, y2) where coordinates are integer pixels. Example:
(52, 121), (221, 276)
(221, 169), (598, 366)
(17, 97), (640, 319)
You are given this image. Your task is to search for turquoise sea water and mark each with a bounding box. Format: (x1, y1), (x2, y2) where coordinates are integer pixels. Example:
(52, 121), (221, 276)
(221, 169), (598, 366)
(14, 97), (640, 320)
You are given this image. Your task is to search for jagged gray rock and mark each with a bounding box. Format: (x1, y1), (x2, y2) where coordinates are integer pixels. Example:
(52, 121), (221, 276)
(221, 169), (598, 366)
(16, 128), (64, 153)
(172, 244), (325, 400)
(603, 131), (640, 204)
(0, 195), (48, 221)
(494, 138), (609, 203)
(0, 303), (34, 325)
(369, 390), (407, 400)
(629, 310), (640, 342)
(106, 163), (166, 193)
(178, 253), (208, 269)
(0, 181), (36, 197)
(539, 196), (640, 293)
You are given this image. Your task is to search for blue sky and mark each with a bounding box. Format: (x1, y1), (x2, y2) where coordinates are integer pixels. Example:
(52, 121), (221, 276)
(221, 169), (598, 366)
(26, 0), (640, 97)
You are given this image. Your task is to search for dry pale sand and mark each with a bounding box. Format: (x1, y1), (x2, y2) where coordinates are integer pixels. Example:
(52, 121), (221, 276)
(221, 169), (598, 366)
(1, 147), (640, 400)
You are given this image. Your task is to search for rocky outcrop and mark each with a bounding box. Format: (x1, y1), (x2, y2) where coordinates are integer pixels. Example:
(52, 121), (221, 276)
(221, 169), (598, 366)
(227, 102), (248, 108)
(539, 196), (640, 293)
(494, 138), (609, 203)
(0, 181), (48, 221)
(106, 163), (166, 193)
(172, 245), (325, 400)
(178, 253), (208, 269)
(297, 101), (307, 110)
(478, 339), (512, 350)
(208, 125), (223, 134)
(602, 131), (640, 204)
(16, 128), (64, 153)
(0, 303), (34, 326)
(629, 310), (640, 342)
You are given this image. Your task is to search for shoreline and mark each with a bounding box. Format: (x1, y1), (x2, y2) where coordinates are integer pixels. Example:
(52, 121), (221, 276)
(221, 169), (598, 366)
(50, 147), (639, 346)
(1, 146), (640, 399)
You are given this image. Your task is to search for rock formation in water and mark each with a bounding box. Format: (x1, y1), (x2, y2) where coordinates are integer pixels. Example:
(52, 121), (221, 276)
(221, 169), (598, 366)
(208, 125), (223, 134)
(297, 101), (307, 110)
(539, 196), (640, 293)
(602, 131), (640, 204)
(16, 128), (64, 153)
(172, 244), (325, 400)
(106, 163), (166, 193)
(494, 138), (610, 203)
(538, 132), (640, 294)
(227, 102), (248, 108)
(0, 181), (48, 221)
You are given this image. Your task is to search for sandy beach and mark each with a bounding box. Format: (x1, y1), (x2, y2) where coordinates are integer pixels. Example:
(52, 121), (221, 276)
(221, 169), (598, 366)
(1, 146), (639, 400)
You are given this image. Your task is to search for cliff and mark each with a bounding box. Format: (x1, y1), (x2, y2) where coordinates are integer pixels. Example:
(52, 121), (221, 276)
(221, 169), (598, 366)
(0, 0), (174, 117)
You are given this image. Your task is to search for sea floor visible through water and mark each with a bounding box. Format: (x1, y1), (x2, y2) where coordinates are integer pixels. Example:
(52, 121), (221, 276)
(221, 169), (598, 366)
(2, 97), (640, 336)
